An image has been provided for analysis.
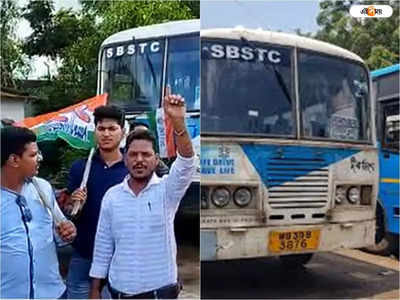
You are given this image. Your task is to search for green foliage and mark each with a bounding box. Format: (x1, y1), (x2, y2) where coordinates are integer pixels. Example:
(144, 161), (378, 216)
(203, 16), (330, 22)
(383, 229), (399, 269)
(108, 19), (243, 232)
(100, 1), (192, 35)
(23, 1), (86, 59)
(38, 139), (89, 188)
(1, 0), (30, 87)
(314, 0), (399, 70)
(79, 0), (200, 18)
(183, 0), (200, 18)
(366, 45), (399, 69)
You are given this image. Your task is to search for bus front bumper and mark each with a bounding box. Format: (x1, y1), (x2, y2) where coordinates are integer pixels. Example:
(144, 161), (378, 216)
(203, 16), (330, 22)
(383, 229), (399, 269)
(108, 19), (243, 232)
(200, 220), (375, 261)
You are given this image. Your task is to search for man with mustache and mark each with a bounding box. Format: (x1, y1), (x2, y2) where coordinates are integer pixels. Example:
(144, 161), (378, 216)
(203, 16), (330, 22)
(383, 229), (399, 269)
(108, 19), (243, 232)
(0, 126), (76, 298)
(130, 121), (170, 177)
(65, 105), (128, 299)
(89, 93), (195, 299)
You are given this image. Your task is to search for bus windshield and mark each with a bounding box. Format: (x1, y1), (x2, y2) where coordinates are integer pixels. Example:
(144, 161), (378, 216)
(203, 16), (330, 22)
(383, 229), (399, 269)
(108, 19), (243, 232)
(299, 51), (371, 142)
(166, 34), (200, 111)
(101, 39), (164, 112)
(201, 38), (371, 143)
(201, 39), (295, 136)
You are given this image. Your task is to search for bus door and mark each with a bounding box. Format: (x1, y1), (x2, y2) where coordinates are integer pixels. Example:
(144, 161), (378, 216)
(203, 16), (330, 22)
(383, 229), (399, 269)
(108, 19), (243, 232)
(379, 100), (400, 235)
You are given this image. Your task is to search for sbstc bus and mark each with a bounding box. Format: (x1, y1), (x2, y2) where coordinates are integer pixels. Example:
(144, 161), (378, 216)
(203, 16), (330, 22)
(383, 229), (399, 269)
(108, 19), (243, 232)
(200, 27), (378, 266)
(367, 64), (399, 256)
(97, 20), (200, 216)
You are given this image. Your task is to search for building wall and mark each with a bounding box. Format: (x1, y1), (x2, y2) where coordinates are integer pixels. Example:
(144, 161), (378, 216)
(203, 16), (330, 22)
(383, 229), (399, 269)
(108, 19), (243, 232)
(1, 99), (25, 121)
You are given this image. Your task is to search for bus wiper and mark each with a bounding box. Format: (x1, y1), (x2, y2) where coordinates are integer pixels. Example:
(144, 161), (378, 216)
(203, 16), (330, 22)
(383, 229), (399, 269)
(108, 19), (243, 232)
(145, 51), (157, 88)
(132, 35), (158, 99)
(272, 65), (292, 105)
(240, 36), (292, 104)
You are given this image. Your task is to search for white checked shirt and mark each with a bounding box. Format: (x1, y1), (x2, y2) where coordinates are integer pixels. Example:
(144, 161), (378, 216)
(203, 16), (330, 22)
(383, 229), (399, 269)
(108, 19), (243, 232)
(89, 154), (195, 294)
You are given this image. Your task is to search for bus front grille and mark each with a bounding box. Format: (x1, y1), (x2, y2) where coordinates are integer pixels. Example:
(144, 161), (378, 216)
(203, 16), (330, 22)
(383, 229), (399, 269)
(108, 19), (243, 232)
(266, 157), (329, 210)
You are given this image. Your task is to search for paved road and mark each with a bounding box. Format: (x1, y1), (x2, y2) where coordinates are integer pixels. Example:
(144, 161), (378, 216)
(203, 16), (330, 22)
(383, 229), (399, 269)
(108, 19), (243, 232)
(201, 250), (399, 299)
(176, 216), (200, 299)
(177, 242), (200, 299)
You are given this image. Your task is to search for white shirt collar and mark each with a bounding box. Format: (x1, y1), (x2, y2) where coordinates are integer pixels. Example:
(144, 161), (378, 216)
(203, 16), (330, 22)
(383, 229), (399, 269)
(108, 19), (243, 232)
(122, 172), (161, 197)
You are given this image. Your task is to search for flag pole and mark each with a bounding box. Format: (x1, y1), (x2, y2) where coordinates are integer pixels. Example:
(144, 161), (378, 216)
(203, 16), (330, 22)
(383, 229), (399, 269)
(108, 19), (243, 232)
(31, 177), (66, 224)
(71, 147), (96, 216)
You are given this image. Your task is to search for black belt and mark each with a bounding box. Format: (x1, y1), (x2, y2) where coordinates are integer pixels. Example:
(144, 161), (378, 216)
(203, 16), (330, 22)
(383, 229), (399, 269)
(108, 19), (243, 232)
(109, 283), (180, 299)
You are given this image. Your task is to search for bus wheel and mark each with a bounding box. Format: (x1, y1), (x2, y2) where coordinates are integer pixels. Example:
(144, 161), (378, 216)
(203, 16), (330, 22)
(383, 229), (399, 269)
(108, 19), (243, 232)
(363, 203), (391, 256)
(279, 254), (313, 269)
(391, 235), (399, 259)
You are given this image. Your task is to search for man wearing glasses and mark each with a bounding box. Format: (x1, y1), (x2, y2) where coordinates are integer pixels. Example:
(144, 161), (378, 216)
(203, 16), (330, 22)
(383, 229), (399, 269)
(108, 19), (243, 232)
(0, 126), (76, 299)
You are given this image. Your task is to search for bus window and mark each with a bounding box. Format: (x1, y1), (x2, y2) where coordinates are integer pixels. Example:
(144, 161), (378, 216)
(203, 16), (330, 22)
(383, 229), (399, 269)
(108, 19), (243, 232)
(201, 39), (294, 136)
(100, 39), (164, 112)
(299, 51), (370, 142)
(166, 34), (200, 111)
(383, 102), (400, 150)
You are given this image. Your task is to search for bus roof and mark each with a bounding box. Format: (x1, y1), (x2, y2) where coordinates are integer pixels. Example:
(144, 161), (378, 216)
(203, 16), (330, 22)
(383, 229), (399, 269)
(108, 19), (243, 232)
(371, 64), (400, 78)
(101, 19), (199, 46)
(201, 27), (364, 63)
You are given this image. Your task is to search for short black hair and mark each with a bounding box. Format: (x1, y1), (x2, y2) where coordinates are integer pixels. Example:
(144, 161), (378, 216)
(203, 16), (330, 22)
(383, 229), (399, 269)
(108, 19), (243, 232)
(93, 105), (125, 128)
(125, 129), (157, 153)
(1, 118), (15, 127)
(130, 121), (149, 132)
(1, 126), (37, 167)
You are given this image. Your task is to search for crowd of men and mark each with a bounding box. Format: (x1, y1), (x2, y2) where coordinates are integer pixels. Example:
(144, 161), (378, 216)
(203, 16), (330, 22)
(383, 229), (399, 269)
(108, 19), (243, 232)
(0, 93), (195, 299)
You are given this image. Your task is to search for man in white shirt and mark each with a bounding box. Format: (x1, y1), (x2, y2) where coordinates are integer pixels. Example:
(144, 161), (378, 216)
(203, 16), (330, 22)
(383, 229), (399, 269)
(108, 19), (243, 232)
(89, 92), (195, 299)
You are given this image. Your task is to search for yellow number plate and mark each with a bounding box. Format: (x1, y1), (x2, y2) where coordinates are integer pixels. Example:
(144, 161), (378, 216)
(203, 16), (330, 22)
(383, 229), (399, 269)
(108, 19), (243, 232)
(268, 229), (321, 253)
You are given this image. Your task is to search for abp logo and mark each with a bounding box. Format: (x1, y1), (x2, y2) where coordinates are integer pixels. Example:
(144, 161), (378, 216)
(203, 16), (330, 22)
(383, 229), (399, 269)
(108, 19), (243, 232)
(350, 5), (393, 18)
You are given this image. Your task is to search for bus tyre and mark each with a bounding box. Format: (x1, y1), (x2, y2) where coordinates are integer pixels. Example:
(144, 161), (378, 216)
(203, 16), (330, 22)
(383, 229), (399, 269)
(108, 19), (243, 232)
(363, 203), (391, 256)
(391, 235), (399, 259)
(279, 254), (313, 269)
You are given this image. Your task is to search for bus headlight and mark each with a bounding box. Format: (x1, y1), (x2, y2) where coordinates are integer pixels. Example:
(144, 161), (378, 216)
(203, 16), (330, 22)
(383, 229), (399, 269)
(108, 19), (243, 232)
(211, 187), (230, 207)
(347, 186), (360, 204)
(233, 187), (252, 207)
(335, 186), (346, 204)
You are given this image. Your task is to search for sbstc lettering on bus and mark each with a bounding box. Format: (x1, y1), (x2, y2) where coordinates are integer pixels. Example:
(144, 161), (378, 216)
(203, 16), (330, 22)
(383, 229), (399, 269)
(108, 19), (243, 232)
(207, 44), (281, 63)
(105, 41), (161, 59)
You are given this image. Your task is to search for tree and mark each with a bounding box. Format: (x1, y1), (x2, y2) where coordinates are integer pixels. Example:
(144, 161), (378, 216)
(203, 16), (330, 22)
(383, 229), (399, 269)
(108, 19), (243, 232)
(23, 0), (86, 60)
(1, 0), (30, 88)
(79, 0), (200, 18)
(314, 0), (399, 70)
(81, 0), (195, 36)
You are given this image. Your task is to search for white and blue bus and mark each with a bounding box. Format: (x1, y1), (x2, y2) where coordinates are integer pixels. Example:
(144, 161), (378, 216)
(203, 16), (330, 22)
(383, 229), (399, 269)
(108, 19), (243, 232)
(200, 28), (378, 266)
(367, 64), (399, 257)
(97, 19), (200, 216)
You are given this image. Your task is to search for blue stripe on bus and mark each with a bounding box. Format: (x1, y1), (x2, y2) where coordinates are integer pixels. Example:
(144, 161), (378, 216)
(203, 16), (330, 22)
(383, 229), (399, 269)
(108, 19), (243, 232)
(241, 144), (359, 186)
(371, 64), (400, 78)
